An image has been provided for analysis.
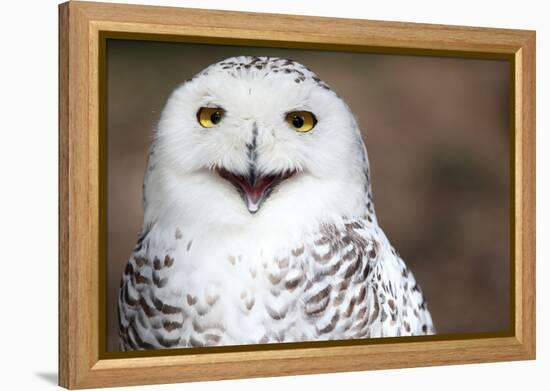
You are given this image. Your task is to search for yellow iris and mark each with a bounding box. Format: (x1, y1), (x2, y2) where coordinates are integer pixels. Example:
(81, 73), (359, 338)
(197, 107), (225, 128)
(285, 111), (317, 133)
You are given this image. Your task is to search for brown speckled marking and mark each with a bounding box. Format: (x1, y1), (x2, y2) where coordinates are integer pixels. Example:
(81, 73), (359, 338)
(124, 263), (134, 276)
(380, 309), (388, 322)
(318, 311), (340, 334)
(163, 320), (183, 332)
(205, 333), (221, 344)
(292, 246), (304, 256)
(134, 256), (148, 267)
(139, 297), (157, 318)
(305, 285), (331, 316)
(357, 285), (367, 303)
(123, 285), (138, 307)
(343, 257), (362, 280)
(353, 309), (369, 331)
(163, 255), (174, 267)
(334, 290), (346, 305)
(266, 304), (288, 320)
(277, 257), (289, 269)
(156, 335), (181, 348)
(206, 293), (220, 306)
(356, 305), (367, 320)
(192, 319), (204, 333)
(368, 292), (380, 325)
(268, 273), (283, 285)
(189, 336), (203, 347)
(153, 257), (162, 270)
(345, 297), (356, 317)
(134, 273), (151, 285)
(285, 275), (304, 291)
(152, 297), (182, 315)
(368, 247), (377, 259)
(245, 298), (255, 310)
(186, 294), (198, 306)
(153, 273), (168, 288)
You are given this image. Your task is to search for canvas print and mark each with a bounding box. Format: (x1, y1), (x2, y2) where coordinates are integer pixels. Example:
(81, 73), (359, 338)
(108, 41), (510, 352)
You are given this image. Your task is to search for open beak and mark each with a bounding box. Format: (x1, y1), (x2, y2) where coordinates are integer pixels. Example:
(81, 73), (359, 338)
(217, 168), (296, 213)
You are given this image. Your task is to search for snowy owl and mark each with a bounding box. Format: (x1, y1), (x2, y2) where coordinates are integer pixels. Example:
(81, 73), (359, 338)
(118, 56), (434, 350)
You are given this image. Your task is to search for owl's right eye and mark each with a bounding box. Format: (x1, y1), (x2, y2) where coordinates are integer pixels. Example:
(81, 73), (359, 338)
(197, 107), (225, 128)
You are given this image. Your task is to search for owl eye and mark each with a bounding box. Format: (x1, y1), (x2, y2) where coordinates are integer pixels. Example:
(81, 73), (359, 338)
(197, 107), (225, 128)
(285, 111), (317, 133)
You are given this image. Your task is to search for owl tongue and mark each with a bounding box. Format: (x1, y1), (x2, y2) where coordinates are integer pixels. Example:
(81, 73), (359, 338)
(238, 175), (277, 213)
(217, 168), (293, 214)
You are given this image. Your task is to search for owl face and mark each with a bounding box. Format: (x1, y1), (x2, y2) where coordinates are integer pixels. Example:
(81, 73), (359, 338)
(147, 57), (370, 230)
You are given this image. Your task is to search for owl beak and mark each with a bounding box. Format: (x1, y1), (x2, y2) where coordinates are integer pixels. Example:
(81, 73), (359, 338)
(217, 168), (295, 214)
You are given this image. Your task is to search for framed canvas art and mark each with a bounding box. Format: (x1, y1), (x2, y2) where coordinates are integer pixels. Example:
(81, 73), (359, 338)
(58, 1), (535, 388)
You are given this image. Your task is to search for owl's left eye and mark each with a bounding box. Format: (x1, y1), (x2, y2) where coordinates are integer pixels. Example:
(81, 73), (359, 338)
(285, 111), (317, 133)
(197, 107), (225, 128)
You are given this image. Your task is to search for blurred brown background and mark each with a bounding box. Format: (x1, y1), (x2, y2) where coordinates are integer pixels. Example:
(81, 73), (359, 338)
(106, 40), (510, 351)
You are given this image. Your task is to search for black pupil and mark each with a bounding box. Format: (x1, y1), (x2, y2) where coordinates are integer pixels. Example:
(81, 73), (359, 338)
(210, 111), (222, 124)
(292, 115), (305, 128)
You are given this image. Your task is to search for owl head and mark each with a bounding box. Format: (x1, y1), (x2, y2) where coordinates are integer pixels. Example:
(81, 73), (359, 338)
(144, 56), (373, 233)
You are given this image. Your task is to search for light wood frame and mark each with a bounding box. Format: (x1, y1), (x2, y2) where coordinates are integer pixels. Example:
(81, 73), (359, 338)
(58, 1), (536, 389)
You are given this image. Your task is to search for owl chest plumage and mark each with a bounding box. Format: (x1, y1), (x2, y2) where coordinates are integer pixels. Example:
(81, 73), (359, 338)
(118, 217), (434, 350)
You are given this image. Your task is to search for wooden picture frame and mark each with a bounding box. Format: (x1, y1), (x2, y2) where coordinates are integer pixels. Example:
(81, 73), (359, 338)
(58, 1), (536, 389)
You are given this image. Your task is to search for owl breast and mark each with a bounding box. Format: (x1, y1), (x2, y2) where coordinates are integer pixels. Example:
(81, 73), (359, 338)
(118, 217), (434, 350)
